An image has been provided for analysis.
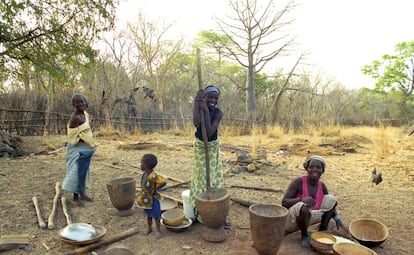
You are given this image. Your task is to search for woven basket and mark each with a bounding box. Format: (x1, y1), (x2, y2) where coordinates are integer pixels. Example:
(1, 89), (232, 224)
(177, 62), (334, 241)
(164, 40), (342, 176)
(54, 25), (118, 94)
(333, 242), (378, 255)
(349, 218), (388, 247)
(310, 232), (336, 255)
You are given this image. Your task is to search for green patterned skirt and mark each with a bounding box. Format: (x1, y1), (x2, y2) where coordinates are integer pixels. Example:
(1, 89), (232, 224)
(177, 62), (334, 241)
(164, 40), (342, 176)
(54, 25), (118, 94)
(189, 138), (224, 209)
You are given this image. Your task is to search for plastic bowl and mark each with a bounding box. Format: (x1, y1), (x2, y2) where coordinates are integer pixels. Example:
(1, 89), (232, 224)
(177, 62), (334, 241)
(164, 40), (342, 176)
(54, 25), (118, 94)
(349, 218), (388, 247)
(333, 242), (378, 255)
(161, 208), (185, 226)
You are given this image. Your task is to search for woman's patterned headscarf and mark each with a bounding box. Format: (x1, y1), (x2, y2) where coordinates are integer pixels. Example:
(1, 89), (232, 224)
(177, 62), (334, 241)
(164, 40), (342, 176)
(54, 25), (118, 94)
(303, 155), (326, 173)
(204, 85), (220, 96)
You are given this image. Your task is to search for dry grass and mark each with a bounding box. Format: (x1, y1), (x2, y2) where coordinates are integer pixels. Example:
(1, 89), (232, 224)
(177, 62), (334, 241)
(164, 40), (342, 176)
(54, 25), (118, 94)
(42, 134), (61, 150)
(92, 124), (410, 162)
(375, 126), (389, 160)
(265, 125), (284, 139)
(250, 124), (263, 160)
(221, 125), (245, 144)
(221, 125), (405, 160)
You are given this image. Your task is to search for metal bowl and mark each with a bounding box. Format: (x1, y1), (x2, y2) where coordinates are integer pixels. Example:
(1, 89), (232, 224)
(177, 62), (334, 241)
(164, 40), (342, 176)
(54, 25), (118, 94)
(161, 217), (193, 232)
(58, 223), (106, 245)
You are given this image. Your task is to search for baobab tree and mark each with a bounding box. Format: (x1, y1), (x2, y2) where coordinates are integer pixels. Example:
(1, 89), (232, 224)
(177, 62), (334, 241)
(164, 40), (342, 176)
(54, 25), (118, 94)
(214, 0), (297, 117)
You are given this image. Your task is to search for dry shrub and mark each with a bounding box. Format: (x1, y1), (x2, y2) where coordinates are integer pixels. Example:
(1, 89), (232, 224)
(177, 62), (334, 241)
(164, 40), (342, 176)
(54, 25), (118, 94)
(251, 124), (264, 160)
(220, 125), (245, 144)
(397, 126), (414, 150)
(167, 122), (193, 138)
(341, 126), (371, 137)
(42, 134), (64, 150)
(95, 123), (122, 139)
(375, 126), (389, 159)
(132, 127), (141, 140)
(319, 125), (341, 137)
(339, 126), (389, 160)
(265, 125), (284, 139)
(91, 124), (403, 163)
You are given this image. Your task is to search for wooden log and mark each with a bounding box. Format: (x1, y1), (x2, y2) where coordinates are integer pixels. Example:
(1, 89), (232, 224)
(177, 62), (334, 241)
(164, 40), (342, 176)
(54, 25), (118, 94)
(42, 243), (50, 250)
(101, 243), (134, 255)
(34, 146), (65, 155)
(159, 180), (190, 191)
(134, 173), (184, 184)
(159, 173), (184, 183)
(61, 226), (140, 255)
(0, 234), (30, 252)
(124, 163), (183, 182)
(196, 48), (211, 198)
(48, 182), (61, 229)
(0, 243), (26, 252)
(61, 197), (72, 225)
(160, 193), (183, 205)
(102, 163), (128, 171)
(48, 146), (66, 154)
(32, 196), (46, 228)
(230, 185), (284, 193)
(0, 234), (30, 244)
(230, 197), (261, 207)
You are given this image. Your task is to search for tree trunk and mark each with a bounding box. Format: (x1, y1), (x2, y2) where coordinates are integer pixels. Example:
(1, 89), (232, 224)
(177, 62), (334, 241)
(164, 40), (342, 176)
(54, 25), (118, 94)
(246, 66), (257, 117)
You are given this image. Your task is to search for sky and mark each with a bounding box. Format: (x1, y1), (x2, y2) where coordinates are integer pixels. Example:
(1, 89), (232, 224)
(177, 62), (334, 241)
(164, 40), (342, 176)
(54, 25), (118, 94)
(115, 0), (414, 89)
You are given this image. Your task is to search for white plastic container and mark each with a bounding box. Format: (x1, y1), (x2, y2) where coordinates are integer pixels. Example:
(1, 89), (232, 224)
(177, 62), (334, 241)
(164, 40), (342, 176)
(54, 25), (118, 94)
(181, 189), (195, 220)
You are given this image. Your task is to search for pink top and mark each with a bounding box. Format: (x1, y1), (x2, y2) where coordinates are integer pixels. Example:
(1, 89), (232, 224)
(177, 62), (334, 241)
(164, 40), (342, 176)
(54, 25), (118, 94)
(297, 175), (324, 210)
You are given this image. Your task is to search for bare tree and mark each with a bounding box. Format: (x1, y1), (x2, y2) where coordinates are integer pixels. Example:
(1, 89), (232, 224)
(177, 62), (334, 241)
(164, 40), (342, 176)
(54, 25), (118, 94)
(216, 0), (297, 117)
(127, 12), (183, 113)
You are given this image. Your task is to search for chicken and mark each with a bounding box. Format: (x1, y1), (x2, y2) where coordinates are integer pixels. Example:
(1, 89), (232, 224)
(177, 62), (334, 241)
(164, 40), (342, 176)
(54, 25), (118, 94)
(371, 167), (383, 186)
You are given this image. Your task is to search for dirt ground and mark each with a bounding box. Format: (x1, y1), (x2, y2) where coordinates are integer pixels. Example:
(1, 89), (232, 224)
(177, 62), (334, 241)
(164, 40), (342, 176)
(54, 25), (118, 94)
(1, 130), (414, 255)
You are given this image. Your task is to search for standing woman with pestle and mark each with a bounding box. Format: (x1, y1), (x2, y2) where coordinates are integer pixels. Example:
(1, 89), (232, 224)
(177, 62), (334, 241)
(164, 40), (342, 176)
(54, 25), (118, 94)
(189, 85), (229, 228)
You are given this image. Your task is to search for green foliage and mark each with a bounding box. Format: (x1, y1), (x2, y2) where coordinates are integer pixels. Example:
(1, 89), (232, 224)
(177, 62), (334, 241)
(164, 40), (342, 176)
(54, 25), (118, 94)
(360, 41), (414, 122)
(362, 41), (414, 98)
(0, 0), (119, 93)
(357, 87), (409, 122)
(196, 30), (234, 53)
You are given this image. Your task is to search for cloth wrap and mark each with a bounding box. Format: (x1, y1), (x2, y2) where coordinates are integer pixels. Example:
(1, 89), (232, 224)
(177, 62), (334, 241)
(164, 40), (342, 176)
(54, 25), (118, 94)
(189, 138), (224, 208)
(137, 171), (165, 218)
(62, 111), (96, 195)
(285, 194), (337, 233)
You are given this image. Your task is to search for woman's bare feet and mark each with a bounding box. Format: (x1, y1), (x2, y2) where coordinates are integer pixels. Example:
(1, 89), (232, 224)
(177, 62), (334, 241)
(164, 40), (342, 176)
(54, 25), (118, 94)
(73, 199), (84, 207)
(146, 228), (152, 235)
(80, 195), (93, 202)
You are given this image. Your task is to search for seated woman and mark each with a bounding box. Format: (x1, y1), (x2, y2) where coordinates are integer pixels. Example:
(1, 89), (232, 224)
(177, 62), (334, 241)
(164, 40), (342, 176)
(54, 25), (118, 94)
(281, 155), (347, 248)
